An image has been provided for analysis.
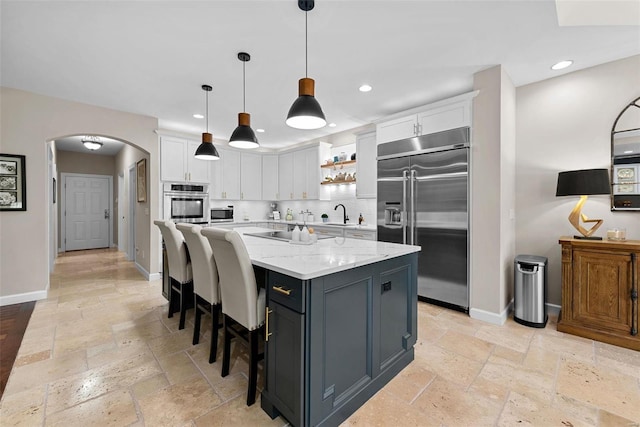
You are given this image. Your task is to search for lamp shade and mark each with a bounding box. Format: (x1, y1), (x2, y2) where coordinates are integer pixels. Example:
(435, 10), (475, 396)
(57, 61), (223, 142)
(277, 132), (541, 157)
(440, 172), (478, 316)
(556, 169), (610, 196)
(286, 77), (326, 130)
(194, 132), (220, 160)
(229, 112), (259, 149)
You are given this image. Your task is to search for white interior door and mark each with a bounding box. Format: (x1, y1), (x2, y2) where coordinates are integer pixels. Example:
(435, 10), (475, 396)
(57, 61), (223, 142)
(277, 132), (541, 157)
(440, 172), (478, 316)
(65, 175), (110, 251)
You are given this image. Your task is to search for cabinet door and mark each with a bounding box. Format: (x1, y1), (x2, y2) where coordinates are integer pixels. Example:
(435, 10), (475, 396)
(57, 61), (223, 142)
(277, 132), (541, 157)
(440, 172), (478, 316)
(344, 229), (376, 240)
(266, 300), (304, 427)
(209, 146), (224, 199)
(573, 249), (633, 334)
(376, 114), (416, 145)
(222, 149), (241, 200)
(304, 147), (319, 200)
(293, 150), (307, 199)
(355, 131), (377, 198)
(262, 155), (279, 201)
(279, 152), (294, 200)
(160, 137), (187, 182)
(186, 140), (211, 183)
(240, 152), (262, 200)
(417, 100), (471, 136)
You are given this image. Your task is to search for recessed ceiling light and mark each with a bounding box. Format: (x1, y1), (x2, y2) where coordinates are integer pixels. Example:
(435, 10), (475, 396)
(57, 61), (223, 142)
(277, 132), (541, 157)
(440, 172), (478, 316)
(623, 150), (634, 154)
(359, 84), (372, 92)
(551, 60), (573, 70)
(256, 128), (265, 133)
(328, 123), (337, 127)
(193, 114), (204, 119)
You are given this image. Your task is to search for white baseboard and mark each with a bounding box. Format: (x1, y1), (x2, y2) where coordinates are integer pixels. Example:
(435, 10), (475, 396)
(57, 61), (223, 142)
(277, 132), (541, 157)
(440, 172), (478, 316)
(546, 303), (561, 315)
(134, 262), (161, 282)
(469, 299), (513, 326)
(0, 289), (48, 306)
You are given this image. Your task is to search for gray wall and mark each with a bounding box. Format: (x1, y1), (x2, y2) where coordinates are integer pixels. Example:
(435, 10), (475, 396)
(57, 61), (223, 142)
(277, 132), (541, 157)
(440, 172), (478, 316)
(515, 54), (640, 306)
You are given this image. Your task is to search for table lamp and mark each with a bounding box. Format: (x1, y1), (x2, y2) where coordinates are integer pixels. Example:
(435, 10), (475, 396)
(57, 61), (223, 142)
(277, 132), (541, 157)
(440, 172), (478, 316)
(556, 168), (611, 240)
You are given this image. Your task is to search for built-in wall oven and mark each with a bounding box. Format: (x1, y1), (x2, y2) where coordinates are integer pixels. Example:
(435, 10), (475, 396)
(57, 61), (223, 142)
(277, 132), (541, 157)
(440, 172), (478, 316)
(163, 183), (209, 224)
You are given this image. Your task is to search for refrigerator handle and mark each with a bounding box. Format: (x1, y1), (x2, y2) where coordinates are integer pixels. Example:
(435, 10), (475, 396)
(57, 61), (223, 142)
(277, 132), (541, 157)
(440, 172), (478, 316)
(410, 169), (416, 245)
(402, 170), (408, 245)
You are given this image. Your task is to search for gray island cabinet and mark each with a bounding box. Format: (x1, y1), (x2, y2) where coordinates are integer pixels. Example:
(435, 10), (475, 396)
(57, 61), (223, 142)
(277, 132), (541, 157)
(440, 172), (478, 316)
(233, 228), (420, 427)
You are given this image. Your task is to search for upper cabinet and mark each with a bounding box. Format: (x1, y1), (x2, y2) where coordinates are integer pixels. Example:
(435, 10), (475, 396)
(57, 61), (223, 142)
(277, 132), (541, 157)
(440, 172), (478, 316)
(377, 97), (472, 145)
(262, 155), (279, 201)
(160, 136), (211, 183)
(210, 146), (240, 200)
(355, 131), (376, 198)
(240, 152), (262, 200)
(280, 143), (330, 201)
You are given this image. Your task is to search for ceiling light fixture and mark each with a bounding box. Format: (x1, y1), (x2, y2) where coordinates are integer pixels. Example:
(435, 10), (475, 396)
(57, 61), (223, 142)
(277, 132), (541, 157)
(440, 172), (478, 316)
(193, 114), (204, 119)
(286, 0), (326, 130)
(551, 60), (573, 70)
(359, 84), (372, 92)
(194, 84), (220, 160)
(82, 135), (103, 150)
(256, 128), (265, 133)
(328, 123), (336, 127)
(229, 52), (259, 149)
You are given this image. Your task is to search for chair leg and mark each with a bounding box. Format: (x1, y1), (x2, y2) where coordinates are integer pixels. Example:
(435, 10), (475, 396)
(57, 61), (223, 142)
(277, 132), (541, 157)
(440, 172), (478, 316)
(193, 296), (202, 345)
(178, 281), (193, 330)
(168, 279), (177, 319)
(221, 314), (232, 377)
(209, 303), (220, 364)
(247, 328), (259, 406)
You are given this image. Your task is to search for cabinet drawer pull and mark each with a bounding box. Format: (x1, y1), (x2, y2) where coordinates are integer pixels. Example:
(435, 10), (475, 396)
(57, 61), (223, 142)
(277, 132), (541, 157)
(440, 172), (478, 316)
(272, 285), (292, 296)
(265, 307), (273, 342)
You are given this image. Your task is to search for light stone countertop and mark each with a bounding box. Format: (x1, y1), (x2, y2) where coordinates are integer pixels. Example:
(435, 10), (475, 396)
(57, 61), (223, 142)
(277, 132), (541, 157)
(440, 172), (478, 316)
(226, 226), (420, 280)
(214, 219), (377, 232)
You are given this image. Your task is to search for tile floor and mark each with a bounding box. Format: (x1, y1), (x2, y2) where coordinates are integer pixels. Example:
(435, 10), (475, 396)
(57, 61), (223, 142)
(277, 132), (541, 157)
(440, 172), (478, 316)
(0, 248), (639, 426)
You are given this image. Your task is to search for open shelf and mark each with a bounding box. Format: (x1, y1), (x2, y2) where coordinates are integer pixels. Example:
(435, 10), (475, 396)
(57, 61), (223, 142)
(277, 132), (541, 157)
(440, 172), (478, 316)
(321, 160), (356, 169)
(321, 179), (356, 186)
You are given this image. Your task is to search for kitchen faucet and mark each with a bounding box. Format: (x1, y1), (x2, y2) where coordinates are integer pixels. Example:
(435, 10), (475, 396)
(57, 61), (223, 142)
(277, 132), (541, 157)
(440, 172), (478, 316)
(334, 204), (349, 224)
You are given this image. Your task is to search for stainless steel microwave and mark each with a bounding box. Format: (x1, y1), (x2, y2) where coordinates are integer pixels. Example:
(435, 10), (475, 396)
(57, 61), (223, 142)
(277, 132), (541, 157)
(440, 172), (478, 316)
(210, 206), (234, 223)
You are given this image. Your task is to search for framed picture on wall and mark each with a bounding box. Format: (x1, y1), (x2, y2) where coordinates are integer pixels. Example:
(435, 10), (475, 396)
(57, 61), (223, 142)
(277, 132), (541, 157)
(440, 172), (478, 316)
(0, 153), (26, 211)
(136, 158), (146, 203)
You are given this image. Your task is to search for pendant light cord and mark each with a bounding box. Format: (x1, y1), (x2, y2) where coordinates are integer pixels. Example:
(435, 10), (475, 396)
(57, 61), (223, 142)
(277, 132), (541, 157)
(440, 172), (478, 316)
(243, 59), (246, 113)
(205, 90), (209, 133)
(305, 10), (308, 77)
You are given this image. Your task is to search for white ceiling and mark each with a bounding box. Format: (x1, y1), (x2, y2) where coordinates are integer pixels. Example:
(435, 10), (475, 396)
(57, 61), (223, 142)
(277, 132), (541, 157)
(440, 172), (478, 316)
(2, 1), (639, 150)
(55, 136), (126, 156)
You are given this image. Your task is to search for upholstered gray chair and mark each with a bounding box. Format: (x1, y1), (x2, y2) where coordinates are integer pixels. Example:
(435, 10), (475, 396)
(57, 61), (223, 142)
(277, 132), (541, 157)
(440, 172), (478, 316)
(201, 227), (265, 406)
(154, 220), (193, 330)
(176, 223), (222, 363)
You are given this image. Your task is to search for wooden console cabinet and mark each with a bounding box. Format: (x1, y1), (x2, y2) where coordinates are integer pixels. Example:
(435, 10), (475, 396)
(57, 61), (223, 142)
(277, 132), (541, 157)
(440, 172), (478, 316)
(558, 237), (639, 350)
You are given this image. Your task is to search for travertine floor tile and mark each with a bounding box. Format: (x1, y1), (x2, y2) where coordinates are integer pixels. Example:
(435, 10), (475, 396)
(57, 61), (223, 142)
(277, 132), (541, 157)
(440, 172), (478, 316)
(497, 391), (592, 427)
(4, 248), (640, 427)
(412, 377), (502, 426)
(45, 389), (138, 426)
(138, 376), (223, 425)
(556, 359), (640, 422)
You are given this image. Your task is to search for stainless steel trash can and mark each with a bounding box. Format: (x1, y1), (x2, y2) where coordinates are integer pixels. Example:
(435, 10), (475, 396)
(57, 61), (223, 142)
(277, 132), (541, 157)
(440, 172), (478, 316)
(514, 255), (548, 328)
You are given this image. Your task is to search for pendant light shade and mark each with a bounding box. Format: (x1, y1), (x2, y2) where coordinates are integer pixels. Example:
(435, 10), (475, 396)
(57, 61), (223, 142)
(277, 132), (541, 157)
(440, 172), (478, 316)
(286, 0), (326, 130)
(195, 84), (220, 160)
(229, 52), (259, 149)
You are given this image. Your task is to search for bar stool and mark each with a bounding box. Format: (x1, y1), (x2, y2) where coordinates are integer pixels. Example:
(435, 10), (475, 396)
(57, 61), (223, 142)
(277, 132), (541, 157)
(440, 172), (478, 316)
(176, 223), (222, 363)
(154, 220), (193, 330)
(201, 228), (265, 406)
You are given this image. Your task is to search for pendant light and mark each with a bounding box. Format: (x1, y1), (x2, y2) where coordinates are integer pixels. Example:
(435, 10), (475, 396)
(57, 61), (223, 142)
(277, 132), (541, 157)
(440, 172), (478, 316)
(194, 84), (220, 160)
(229, 52), (259, 149)
(286, 0), (326, 130)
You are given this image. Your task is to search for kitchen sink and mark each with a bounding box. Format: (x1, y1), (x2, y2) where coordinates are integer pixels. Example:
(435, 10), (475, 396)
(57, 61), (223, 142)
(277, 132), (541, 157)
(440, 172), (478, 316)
(324, 222), (353, 226)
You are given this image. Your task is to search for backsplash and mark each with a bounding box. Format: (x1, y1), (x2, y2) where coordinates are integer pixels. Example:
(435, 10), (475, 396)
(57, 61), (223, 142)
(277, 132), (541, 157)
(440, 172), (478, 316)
(214, 197), (377, 226)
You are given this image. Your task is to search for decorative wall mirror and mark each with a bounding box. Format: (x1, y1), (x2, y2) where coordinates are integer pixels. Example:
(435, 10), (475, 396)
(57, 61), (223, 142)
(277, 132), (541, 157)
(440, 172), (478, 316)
(611, 96), (640, 210)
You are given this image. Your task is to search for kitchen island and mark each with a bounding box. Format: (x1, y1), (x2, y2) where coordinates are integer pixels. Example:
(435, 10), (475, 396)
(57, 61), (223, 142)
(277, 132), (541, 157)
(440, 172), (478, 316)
(232, 227), (421, 427)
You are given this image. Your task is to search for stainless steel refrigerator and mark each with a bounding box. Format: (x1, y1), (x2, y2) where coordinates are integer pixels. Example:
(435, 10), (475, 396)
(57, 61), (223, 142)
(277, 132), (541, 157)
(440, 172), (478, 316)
(377, 127), (469, 311)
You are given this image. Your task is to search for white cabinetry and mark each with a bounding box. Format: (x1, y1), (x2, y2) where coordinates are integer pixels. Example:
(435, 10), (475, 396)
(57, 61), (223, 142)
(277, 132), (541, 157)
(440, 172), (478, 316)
(240, 152), (262, 200)
(278, 152), (294, 200)
(210, 146), (240, 200)
(376, 97), (472, 145)
(160, 136), (211, 183)
(279, 143), (329, 200)
(262, 155), (279, 201)
(344, 229), (376, 241)
(355, 131), (376, 199)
